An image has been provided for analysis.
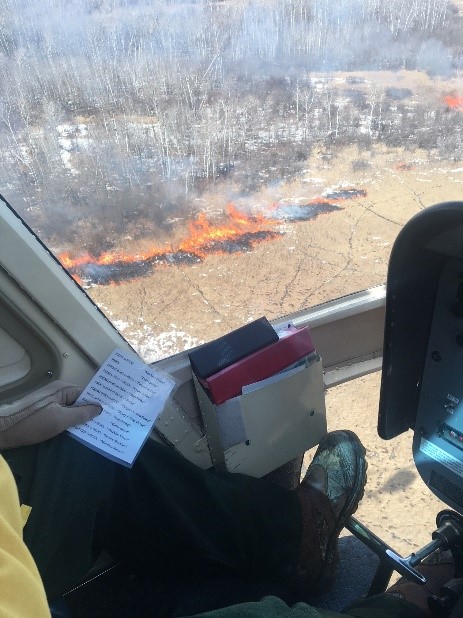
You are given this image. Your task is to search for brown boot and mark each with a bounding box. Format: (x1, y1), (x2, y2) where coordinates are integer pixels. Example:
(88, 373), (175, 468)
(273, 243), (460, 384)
(293, 430), (367, 596)
(385, 549), (456, 616)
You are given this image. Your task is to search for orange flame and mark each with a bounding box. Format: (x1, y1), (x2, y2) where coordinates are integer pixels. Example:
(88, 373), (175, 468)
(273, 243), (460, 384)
(59, 191), (365, 284)
(179, 204), (273, 257)
(59, 205), (275, 270)
(444, 95), (463, 110)
(60, 247), (166, 269)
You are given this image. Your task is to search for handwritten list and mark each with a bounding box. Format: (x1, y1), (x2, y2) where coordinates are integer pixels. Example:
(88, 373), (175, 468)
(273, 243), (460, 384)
(68, 349), (176, 467)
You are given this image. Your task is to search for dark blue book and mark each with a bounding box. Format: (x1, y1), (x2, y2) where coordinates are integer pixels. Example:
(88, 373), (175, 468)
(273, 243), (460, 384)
(188, 317), (279, 379)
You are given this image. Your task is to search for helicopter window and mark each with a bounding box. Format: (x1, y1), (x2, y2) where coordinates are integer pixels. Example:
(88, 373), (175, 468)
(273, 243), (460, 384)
(1, 0), (463, 362)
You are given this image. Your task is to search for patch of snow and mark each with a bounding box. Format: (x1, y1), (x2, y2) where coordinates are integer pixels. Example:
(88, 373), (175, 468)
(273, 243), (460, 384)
(113, 320), (129, 330)
(58, 137), (73, 150)
(280, 196), (312, 203)
(302, 177), (326, 184)
(123, 325), (204, 364)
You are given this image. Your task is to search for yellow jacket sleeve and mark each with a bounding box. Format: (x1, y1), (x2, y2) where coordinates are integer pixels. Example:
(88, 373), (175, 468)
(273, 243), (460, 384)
(0, 455), (51, 617)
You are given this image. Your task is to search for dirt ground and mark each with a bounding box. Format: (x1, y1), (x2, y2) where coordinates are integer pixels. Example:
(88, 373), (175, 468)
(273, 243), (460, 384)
(86, 143), (462, 570)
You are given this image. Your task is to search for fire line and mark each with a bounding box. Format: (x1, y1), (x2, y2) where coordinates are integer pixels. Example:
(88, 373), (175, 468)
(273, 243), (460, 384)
(61, 191), (366, 286)
(444, 95), (463, 110)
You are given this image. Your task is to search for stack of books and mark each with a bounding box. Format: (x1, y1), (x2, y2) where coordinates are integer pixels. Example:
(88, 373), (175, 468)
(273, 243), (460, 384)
(189, 317), (315, 404)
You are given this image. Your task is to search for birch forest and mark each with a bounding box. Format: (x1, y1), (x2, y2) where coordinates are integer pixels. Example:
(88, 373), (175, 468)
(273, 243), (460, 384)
(0, 0), (462, 252)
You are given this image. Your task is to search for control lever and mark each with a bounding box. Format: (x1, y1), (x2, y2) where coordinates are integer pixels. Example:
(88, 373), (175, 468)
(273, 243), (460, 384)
(346, 510), (463, 591)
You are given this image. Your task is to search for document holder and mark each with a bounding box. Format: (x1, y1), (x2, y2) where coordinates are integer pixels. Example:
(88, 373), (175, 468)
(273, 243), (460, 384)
(192, 353), (327, 477)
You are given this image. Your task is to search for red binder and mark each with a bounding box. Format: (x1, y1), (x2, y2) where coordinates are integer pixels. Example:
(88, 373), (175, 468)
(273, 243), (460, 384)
(199, 325), (315, 404)
(188, 316), (278, 379)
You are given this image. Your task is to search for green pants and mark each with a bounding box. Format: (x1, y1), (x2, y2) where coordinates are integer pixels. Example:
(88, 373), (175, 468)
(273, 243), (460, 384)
(185, 594), (425, 617)
(6, 434), (300, 599)
(4, 435), (423, 617)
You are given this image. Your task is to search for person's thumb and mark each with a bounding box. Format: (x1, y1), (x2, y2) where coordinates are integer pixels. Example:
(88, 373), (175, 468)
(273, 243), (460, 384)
(65, 403), (102, 428)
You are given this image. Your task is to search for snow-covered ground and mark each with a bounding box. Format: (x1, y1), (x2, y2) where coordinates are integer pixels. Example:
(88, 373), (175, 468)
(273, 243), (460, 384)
(113, 318), (204, 364)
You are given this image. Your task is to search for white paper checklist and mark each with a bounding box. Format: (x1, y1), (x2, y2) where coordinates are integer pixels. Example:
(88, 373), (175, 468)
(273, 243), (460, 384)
(68, 349), (176, 466)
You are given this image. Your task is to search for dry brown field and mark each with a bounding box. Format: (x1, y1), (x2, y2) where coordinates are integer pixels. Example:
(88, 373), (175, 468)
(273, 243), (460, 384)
(87, 143), (463, 362)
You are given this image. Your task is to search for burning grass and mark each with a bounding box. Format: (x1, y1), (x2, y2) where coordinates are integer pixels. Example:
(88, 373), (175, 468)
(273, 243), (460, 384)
(62, 189), (365, 286)
(444, 94), (463, 110)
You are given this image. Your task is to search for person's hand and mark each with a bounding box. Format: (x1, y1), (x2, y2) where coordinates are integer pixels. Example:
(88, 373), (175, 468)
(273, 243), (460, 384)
(0, 381), (102, 449)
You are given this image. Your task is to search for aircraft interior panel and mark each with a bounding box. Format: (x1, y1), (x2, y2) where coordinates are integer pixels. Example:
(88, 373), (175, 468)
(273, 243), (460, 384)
(414, 257), (463, 515)
(0, 324), (31, 387)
